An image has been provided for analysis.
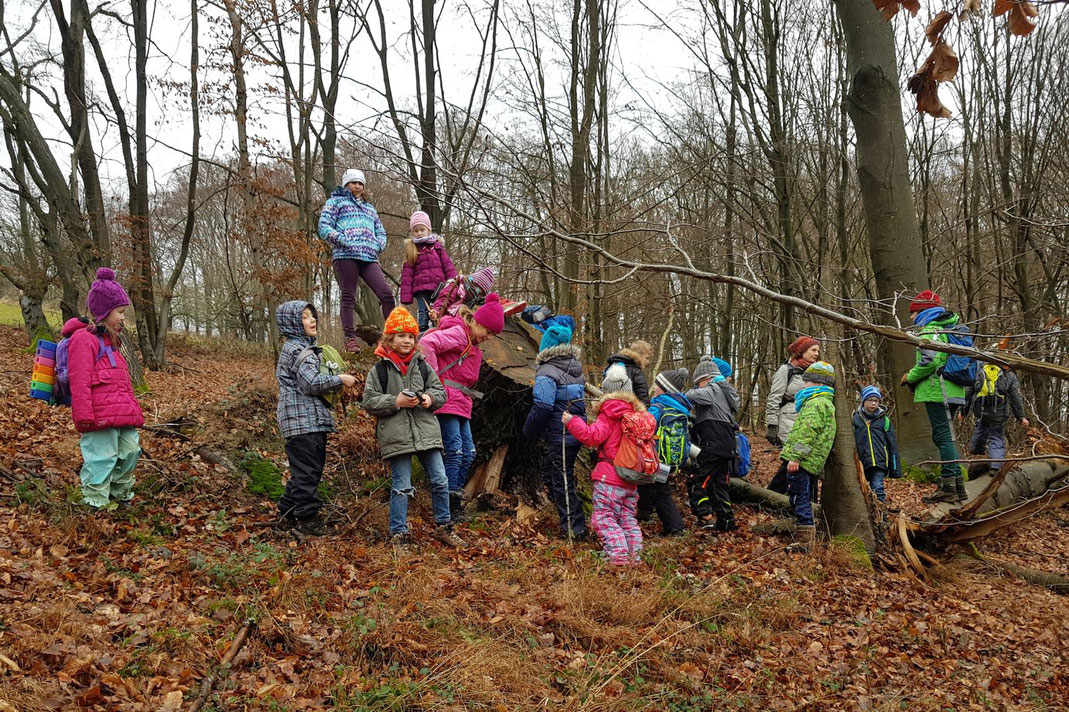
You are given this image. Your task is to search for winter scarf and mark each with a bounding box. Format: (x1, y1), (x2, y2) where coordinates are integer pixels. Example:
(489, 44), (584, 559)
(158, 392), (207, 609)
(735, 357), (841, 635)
(795, 385), (834, 412)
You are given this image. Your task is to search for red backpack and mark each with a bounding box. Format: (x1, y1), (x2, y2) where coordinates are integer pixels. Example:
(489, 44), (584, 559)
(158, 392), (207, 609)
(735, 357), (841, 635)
(612, 410), (662, 484)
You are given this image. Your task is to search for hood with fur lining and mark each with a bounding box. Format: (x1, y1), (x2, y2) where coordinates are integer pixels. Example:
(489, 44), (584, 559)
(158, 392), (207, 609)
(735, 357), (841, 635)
(536, 342), (583, 366)
(591, 390), (645, 417)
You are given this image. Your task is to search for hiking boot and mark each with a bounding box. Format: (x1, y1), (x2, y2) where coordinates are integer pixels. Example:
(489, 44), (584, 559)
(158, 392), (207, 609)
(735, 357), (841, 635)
(922, 479), (958, 504)
(699, 517), (717, 532)
(715, 518), (739, 533)
(390, 533), (411, 554)
(433, 525), (467, 548)
(955, 476), (968, 503)
(792, 524), (816, 548)
(295, 515), (335, 536)
(636, 509), (653, 523)
(344, 337), (361, 353)
(967, 461), (989, 480)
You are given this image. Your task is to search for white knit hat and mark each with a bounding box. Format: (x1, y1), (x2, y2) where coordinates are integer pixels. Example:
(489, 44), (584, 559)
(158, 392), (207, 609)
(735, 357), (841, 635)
(601, 363), (633, 394)
(341, 168), (366, 186)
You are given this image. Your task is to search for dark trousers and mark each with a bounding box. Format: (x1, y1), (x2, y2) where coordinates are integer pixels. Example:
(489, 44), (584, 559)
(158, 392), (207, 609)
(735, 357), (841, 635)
(278, 431), (327, 521)
(774, 459), (818, 526)
(925, 402), (963, 481)
(687, 456), (734, 523)
(637, 481), (685, 534)
(542, 443), (586, 538)
(333, 258), (396, 336)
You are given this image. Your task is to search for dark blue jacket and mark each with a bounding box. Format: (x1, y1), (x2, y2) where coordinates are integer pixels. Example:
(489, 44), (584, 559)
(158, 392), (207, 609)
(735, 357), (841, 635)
(648, 391), (693, 423)
(522, 343), (587, 447)
(852, 405), (900, 475)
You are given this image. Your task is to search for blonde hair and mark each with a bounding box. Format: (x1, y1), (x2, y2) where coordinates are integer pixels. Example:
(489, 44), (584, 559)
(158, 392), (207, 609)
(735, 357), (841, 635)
(403, 238), (418, 266)
(629, 340), (653, 367)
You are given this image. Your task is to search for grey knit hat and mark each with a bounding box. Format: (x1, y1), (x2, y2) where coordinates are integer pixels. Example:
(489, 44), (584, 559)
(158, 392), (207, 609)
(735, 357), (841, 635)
(601, 362), (633, 394)
(691, 355), (721, 384)
(655, 368), (689, 394)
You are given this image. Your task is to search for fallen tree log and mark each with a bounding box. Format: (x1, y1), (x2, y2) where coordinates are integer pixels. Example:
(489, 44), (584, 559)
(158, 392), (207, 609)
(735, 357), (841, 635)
(957, 552), (1069, 595)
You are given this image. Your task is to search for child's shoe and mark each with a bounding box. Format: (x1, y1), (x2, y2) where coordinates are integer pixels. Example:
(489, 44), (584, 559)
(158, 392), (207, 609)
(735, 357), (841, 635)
(954, 476), (968, 503)
(433, 525), (467, 548)
(715, 517), (738, 533)
(391, 533), (411, 555)
(296, 515), (335, 536)
(345, 337), (361, 353)
(500, 299), (527, 317)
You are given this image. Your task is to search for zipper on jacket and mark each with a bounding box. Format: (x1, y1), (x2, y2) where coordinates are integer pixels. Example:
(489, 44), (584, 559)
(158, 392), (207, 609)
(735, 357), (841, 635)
(866, 420), (876, 467)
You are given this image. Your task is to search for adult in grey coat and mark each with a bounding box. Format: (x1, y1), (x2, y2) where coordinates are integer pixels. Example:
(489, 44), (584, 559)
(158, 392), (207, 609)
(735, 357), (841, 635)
(764, 336), (822, 446)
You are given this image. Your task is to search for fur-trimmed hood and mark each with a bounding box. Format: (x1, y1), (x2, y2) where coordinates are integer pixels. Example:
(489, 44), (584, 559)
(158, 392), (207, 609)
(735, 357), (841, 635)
(592, 390), (645, 417)
(536, 342), (582, 365)
(608, 348), (648, 369)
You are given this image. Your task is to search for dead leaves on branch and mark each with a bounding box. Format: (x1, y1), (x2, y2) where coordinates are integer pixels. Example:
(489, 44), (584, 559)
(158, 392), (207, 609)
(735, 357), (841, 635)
(873, 0), (920, 22)
(993, 0), (1040, 37)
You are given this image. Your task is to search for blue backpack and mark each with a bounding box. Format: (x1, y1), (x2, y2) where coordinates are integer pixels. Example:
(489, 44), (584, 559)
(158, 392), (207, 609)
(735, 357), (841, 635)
(939, 324), (977, 387)
(735, 431), (751, 478)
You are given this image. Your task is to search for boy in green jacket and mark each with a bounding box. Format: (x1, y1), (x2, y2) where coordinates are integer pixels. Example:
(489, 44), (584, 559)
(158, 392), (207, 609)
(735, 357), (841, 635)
(777, 361), (837, 544)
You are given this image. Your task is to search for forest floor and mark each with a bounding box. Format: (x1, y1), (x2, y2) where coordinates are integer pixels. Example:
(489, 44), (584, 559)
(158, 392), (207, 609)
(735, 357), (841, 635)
(0, 324), (1065, 711)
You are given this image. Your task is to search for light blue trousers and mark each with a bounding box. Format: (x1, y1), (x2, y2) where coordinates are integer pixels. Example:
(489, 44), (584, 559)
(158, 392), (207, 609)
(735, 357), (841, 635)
(79, 427), (140, 508)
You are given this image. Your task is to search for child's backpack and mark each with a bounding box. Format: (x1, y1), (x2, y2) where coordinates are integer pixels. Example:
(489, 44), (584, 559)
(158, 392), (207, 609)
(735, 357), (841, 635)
(735, 431), (751, 478)
(373, 357), (432, 394)
(293, 344), (346, 408)
(655, 405), (691, 471)
(975, 363), (1005, 415)
(612, 410), (661, 485)
(938, 323), (977, 387)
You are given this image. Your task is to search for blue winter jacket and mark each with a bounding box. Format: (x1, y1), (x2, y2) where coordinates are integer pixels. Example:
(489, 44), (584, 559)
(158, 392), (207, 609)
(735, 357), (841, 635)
(317, 187), (388, 262)
(648, 391), (693, 423)
(852, 404), (901, 475)
(275, 301), (344, 439)
(522, 343), (587, 447)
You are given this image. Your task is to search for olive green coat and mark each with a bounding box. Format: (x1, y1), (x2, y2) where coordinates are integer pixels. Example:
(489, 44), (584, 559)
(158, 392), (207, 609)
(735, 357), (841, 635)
(362, 354), (448, 460)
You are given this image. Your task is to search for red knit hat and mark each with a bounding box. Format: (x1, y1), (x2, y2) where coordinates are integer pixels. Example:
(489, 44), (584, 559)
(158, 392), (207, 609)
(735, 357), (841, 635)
(473, 293), (505, 334)
(383, 306), (418, 336)
(788, 335), (819, 358)
(909, 289), (942, 313)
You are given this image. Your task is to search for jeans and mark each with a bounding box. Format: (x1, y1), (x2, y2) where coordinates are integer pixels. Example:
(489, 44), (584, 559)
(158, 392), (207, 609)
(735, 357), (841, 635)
(541, 442), (586, 538)
(333, 258), (396, 336)
(438, 415), (476, 492)
(786, 464), (818, 526)
(925, 402), (963, 481)
(278, 431), (327, 520)
(388, 449), (452, 535)
(865, 466), (887, 502)
(969, 421), (1006, 471)
(79, 427), (140, 508)
(414, 290), (433, 332)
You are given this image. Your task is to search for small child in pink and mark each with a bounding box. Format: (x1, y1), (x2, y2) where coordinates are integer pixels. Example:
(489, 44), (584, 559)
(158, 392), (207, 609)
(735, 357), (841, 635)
(400, 210), (456, 332)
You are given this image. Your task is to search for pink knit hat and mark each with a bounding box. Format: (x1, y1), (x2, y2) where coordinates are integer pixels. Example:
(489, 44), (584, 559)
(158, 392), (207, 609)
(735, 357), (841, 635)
(86, 267), (131, 322)
(473, 293), (505, 334)
(410, 210), (432, 232)
(467, 267), (495, 296)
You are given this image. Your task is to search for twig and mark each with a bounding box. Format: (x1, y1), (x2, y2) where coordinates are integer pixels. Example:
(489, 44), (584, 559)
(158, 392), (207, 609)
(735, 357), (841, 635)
(187, 618), (256, 712)
(911, 454), (1069, 467)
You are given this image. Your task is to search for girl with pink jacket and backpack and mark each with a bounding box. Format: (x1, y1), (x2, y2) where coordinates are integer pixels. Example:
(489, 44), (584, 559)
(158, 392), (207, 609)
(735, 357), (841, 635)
(418, 293), (505, 519)
(67, 268), (145, 509)
(563, 363), (648, 565)
(400, 210), (457, 333)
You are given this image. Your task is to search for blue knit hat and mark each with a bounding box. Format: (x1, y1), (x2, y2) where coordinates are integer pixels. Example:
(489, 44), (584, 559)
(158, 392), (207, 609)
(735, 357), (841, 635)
(712, 357), (732, 378)
(539, 325), (573, 352)
(860, 385), (882, 403)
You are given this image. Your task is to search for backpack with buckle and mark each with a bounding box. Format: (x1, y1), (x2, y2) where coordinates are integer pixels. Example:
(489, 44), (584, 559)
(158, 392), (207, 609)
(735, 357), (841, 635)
(612, 410), (661, 484)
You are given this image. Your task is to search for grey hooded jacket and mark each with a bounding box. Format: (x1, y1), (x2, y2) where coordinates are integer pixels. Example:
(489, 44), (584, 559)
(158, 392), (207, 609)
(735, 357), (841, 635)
(275, 301), (344, 439)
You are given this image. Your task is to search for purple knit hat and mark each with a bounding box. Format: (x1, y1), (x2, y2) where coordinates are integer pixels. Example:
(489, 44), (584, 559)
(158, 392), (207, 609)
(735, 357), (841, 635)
(86, 267), (131, 321)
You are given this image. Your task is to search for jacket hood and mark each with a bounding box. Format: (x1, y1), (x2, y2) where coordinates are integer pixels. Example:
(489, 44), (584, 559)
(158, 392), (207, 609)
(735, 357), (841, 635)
(592, 391), (644, 417)
(62, 317), (90, 338)
(652, 391), (692, 414)
(914, 307), (957, 328)
(536, 343), (583, 366)
(606, 352), (637, 368)
(855, 403), (888, 419)
(331, 186), (357, 199)
(276, 300), (317, 340)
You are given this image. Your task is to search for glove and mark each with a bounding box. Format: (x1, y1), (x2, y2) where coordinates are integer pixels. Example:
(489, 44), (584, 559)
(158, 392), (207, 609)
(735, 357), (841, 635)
(764, 425), (782, 447)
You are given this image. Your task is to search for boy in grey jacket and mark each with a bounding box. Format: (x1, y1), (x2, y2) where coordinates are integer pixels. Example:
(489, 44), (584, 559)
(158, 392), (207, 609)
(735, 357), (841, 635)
(961, 364), (1029, 476)
(686, 356), (742, 533)
(362, 307), (465, 551)
(275, 301), (355, 535)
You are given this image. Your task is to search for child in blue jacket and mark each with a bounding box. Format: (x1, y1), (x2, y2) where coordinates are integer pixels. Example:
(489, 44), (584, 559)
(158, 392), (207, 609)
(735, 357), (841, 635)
(521, 326), (587, 539)
(851, 386), (901, 503)
(636, 369), (690, 535)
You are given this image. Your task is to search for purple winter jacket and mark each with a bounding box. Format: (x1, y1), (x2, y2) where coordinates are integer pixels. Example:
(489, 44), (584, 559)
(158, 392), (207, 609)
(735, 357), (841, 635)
(68, 328), (144, 433)
(418, 315), (483, 419)
(400, 237), (456, 304)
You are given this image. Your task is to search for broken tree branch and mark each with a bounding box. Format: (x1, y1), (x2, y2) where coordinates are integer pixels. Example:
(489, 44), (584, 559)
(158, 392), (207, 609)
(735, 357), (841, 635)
(188, 618), (255, 712)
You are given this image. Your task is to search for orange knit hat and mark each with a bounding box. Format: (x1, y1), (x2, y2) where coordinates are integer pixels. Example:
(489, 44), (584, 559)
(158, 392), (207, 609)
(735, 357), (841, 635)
(384, 307), (419, 336)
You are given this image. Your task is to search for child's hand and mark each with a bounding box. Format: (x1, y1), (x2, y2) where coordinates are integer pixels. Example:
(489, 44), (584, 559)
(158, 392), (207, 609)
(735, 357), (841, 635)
(561, 412), (573, 425)
(396, 392), (419, 409)
(428, 309), (439, 322)
(787, 460), (800, 473)
(1020, 418), (1030, 427)
(420, 393), (433, 409)
(899, 373), (910, 387)
(339, 374), (356, 388)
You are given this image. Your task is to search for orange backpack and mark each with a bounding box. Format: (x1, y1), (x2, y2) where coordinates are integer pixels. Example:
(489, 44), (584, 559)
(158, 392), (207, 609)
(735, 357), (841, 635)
(612, 410), (662, 484)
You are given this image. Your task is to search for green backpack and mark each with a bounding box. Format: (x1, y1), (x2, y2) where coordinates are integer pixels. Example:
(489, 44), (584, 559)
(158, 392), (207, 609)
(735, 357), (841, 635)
(293, 344), (346, 408)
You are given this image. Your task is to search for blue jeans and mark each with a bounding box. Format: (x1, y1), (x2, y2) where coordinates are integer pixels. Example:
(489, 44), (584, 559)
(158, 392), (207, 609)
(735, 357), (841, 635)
(784, 463), (817, 526)
(969, 421), (1006, 472)
(414, 290), (433, 332)
(388, 449), (452, 535)
(438, 415), (476, 492)
(865, 466), (887, 502)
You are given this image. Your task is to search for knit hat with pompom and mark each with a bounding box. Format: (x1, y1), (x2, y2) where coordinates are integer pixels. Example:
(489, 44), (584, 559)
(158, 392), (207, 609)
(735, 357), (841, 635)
(86, 267), (131, 322)
(473, 293), (505, 334)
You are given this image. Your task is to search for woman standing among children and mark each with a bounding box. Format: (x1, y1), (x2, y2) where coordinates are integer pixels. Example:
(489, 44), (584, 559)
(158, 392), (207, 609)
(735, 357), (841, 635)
(400, 210), (456, 332)
(68, 268), (144, 510)
(563, 364), (647, 566)
(362, 308), (466, 550)
(765, 336), (822, 447)
(419, 293), (505, 518)
(318, 169), (394, 352)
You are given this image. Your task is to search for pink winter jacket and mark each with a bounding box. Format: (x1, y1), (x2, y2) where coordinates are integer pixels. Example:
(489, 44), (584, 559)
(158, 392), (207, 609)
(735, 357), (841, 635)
(68, 328), (144, 433)
(400, 238), (456, 304)
(418, 315), (483, 419)
(565, 392), (644, 490)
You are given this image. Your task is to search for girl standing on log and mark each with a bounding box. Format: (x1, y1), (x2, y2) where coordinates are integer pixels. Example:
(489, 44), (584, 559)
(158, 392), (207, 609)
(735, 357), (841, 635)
(419, 293), (505, 520)
(400, 210), (456, 333)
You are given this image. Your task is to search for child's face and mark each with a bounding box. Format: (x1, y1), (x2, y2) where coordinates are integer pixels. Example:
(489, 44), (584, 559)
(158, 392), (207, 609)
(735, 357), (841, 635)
(863, 397), (880, 414)
(411, 224), (430, 239)
(695, 376), (711, 388)
(390, 332), (416, 355)
(471, 322), (492, 344)
(301, 307), (317, 337)
(104, 306), (127, 334)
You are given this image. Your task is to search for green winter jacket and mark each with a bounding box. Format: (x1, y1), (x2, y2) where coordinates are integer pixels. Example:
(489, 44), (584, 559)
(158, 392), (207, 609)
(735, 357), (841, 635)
(361, 354), (448, 460)
(781, 389), (837, 475)
(905, 311), (967, 405)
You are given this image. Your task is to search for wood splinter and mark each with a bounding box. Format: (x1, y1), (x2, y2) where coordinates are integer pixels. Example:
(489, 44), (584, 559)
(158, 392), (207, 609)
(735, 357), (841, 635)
(188, 618), (256, 712)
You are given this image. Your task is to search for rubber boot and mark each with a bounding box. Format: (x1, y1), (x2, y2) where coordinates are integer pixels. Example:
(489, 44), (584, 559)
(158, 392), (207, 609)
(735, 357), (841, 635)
(954, 476), (968, 503)
(922, 478), (958, 504)
(448, 491), (463, 519)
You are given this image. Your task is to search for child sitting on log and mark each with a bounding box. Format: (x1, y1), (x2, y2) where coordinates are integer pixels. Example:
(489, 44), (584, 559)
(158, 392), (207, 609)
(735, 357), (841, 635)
(361, 307), (465, 551)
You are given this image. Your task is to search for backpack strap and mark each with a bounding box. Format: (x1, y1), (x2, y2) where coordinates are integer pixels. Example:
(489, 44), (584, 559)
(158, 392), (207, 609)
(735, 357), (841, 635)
(376, 357), (433, 394)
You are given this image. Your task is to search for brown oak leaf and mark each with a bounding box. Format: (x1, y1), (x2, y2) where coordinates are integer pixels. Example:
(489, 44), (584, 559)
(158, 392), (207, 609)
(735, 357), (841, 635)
(872, 0), (921, 21)
(993, 0), (1040, 36)
(907, 71), (952, 119)
(925, 10), (954, 44)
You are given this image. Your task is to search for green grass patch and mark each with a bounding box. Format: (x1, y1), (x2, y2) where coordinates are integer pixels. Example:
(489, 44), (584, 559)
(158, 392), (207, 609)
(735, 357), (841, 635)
(0, 301), (62, 331)
(241, 451), (285, 500)
(830, 535), (874, 571)
(903, 463), (938, 484)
